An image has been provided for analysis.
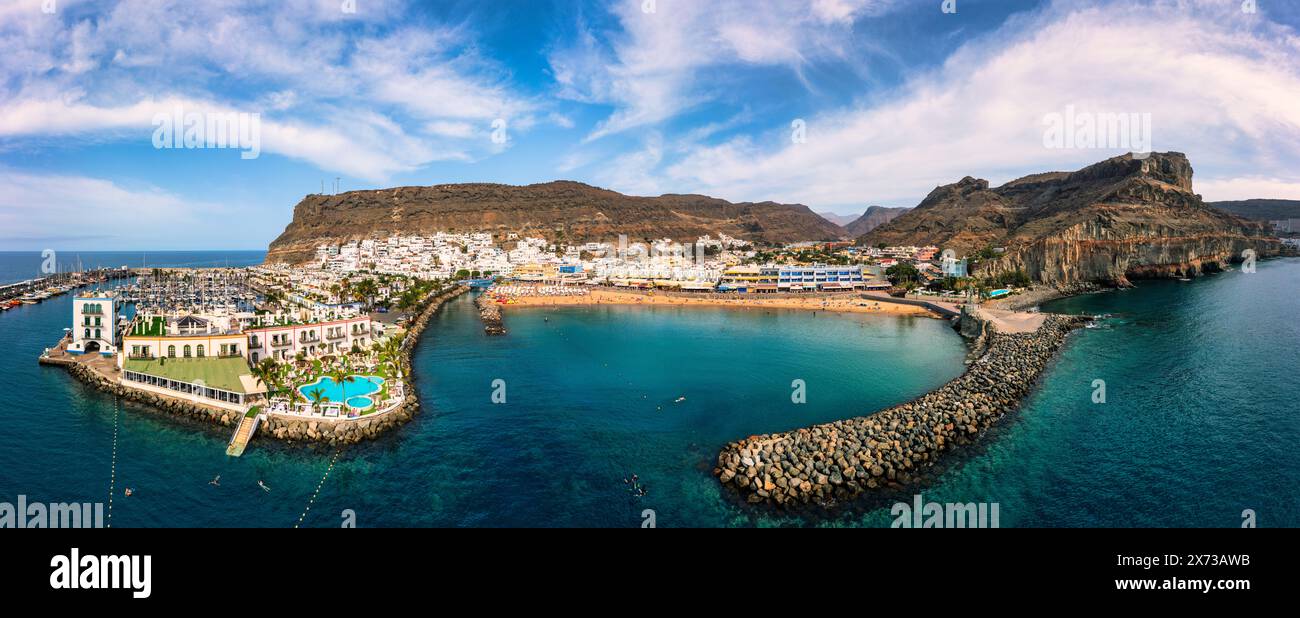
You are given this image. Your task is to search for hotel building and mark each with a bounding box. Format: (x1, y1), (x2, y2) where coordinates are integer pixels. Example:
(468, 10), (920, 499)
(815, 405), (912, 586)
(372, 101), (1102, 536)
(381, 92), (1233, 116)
(246, 315), (378, 363)
(718, 265), (865, 293)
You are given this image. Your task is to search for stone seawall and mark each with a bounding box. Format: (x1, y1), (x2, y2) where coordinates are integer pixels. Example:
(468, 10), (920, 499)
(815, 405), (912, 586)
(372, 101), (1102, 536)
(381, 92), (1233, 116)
(714, 314), (1086, 508)
(42, 284), (470, 447)
(39, 358), (246, 428)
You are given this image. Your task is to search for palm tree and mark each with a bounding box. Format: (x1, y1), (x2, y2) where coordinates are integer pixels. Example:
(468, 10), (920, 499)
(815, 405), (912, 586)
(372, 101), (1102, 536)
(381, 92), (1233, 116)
(307, 388), (326, 415)
(251, 358), (279, 399)
(328, 362), (356, 407)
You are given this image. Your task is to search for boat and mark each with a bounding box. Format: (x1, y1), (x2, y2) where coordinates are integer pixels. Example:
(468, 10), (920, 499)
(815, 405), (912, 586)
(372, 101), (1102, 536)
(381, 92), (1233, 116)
(674, 396), (686, 403)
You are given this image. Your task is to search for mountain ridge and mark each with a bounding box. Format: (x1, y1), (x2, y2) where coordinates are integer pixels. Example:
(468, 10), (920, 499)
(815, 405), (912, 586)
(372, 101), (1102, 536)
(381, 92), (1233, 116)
(843, 205), (911, 237)
(860, 152), (1287, 285)
(266, 180), (845, 263)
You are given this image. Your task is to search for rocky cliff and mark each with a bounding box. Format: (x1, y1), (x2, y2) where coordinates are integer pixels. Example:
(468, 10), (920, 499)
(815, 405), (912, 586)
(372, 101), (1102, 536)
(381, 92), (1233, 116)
(266, 181), (844, 263)
(860, 152), (1286, 286)
(843, 205), (911, 237)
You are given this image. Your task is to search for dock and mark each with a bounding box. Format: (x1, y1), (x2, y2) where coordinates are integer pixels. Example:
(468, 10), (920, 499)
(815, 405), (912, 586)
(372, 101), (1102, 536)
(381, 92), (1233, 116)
(226, 409), (262, 457)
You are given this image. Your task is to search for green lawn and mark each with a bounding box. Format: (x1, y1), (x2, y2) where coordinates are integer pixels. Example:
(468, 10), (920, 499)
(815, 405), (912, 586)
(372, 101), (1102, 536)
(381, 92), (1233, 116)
(124, 356), (253, 393)
(131, 316), (166, 337)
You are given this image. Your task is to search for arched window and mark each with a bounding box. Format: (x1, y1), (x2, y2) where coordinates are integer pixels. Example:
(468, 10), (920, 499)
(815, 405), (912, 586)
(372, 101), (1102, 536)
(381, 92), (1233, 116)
(183, 345), (192, 358)
(84, 329), (90, 338)
(168, 345), (176, 358)
(196, 345), (205, 357)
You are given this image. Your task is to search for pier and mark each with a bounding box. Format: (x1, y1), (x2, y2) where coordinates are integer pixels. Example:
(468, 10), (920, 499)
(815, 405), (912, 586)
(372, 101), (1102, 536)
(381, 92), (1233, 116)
(226, 410), (261, 457)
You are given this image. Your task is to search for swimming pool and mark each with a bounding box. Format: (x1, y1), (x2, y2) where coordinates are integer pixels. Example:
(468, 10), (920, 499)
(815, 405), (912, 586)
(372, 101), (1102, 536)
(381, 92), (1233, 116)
(298, 375), (385, 408)
(988, 289), (1011, 298)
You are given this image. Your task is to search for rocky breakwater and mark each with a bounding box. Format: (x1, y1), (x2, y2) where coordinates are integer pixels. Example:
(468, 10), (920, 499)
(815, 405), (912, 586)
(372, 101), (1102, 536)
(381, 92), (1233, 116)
(714, 314), (1086, 508)
(260, 284), (470, 445)
(476, 293), (506, 335)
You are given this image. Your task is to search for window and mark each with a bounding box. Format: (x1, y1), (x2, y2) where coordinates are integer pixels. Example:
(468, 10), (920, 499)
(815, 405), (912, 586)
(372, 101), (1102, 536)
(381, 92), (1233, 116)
(196, 345), (205, 357)
(168, 345), (176, 358)
(94, 329), (100, 339)
(84, 329), (90, 338)
(183, 345), (192, 358)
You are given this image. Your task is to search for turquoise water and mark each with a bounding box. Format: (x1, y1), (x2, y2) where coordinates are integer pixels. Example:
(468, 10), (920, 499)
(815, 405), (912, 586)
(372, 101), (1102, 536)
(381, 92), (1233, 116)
(2, 249), (1297, 527)
(855, 260), (1300, 527)
(298, 376), (384, 408)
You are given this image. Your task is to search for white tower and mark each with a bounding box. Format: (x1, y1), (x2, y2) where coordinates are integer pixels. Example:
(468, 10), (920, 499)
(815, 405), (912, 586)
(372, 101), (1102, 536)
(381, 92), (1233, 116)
(69, 291), (118, 356)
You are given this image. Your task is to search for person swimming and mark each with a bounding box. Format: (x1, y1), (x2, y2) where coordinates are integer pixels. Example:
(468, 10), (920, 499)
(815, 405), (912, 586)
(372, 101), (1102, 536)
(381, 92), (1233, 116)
(123, 488), (133, 497)
(210, 475), (221, 487)
(258, 480), (271, 493)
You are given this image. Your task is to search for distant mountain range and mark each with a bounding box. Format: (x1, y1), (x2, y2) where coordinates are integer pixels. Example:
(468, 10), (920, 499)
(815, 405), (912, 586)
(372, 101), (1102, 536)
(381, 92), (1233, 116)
(266, 181), (843, 263)
(860, 152), (1287, 286)
(815, 211), (858, 227)
(1208, 199), (1300, 221)
(843, 206), (911, 237)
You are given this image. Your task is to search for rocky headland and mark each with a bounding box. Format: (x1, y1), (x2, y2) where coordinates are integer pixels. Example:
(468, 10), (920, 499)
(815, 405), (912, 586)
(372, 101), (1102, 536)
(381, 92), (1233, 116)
(860, 152), (1289, 286)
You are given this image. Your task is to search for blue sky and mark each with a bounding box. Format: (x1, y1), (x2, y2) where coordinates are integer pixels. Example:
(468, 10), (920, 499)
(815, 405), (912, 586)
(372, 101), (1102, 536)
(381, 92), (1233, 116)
(1, 0), (1299, 250)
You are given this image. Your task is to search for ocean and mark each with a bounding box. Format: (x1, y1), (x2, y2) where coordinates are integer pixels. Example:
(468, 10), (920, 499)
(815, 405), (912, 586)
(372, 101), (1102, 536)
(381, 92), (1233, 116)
(1, 249), (1296, 527)
(0, 251), (266, 286)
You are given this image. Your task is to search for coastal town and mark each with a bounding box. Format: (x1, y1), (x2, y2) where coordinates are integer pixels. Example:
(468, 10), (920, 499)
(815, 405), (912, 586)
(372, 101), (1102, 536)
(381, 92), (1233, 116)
(27, 230), (1014, 458)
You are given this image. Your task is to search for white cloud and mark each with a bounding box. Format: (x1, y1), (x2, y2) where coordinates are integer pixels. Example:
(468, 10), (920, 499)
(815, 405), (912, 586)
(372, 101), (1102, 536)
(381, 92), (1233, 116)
(0, 0), (550, 182)
(0, 169), (235, 249)
(586, 0), (1300, 208)
(551, 0), (901, 141)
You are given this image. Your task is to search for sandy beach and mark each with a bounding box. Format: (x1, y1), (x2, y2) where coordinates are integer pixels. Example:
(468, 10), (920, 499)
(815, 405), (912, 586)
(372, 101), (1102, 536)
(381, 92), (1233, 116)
(490, 288), (938, 317)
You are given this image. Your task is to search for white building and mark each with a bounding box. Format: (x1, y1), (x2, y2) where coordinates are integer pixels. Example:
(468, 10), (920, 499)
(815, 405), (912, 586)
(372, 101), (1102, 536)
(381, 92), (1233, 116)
(69, 291), (118, 356)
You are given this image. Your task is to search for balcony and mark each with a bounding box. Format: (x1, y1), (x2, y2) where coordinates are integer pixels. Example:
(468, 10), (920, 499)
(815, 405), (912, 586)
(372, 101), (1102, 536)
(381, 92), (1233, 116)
(81, 307), (103, 315)
(299, 334), (319, 344)
(326, 331), (345, 340)
(271, 339), (292, 347)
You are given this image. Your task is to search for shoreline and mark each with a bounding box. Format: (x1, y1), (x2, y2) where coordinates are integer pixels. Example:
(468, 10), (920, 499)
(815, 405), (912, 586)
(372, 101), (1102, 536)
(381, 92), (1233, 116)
(491, 287), (938, 318)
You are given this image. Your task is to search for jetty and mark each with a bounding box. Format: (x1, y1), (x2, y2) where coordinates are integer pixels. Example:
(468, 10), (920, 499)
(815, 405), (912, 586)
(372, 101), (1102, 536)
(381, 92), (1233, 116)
(476, 293), (506, 335)
(226, 409), (262, 457)
(714, 309), (1083, 508)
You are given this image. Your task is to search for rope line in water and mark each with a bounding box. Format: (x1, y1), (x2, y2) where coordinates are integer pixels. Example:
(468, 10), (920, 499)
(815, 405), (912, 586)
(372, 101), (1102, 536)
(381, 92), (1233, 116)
(294, 449), (341, 528)
(107, 397), (119, 528)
